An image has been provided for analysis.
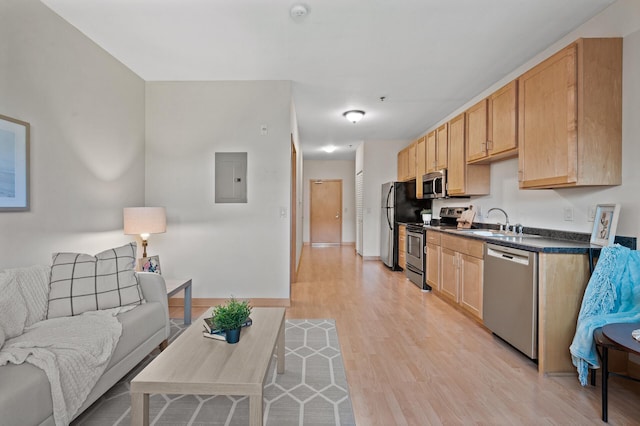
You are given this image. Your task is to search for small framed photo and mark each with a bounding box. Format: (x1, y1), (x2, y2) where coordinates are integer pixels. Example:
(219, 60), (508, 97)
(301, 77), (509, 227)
(140, 255), (161, 274)
(0, 115), (30, 211)
(590, 204), (620, 247)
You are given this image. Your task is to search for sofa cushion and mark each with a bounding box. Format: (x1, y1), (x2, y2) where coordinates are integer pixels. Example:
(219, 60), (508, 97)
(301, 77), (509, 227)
(0, 272), (28, 339)
(0, 362), (54, 426)
(47, 243), (144, 319)
(106, 301), (166, 369)
(0, 303), (166, 426)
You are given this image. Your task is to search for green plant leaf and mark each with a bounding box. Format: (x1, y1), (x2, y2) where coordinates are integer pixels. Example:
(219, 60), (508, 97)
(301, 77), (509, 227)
(211, 296), (252, 331)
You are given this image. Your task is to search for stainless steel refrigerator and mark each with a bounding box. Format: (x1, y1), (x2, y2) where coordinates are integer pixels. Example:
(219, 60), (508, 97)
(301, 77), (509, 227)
(380, 181), (431, 269)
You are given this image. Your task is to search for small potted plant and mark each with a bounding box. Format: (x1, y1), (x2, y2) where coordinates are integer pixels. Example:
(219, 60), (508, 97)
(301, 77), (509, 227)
(421, 209), (432, 225)
(211, 297), (252, 344)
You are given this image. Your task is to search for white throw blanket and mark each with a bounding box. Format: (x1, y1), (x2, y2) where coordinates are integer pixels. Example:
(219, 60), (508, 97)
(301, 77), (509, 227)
(0, 308), (126, 426)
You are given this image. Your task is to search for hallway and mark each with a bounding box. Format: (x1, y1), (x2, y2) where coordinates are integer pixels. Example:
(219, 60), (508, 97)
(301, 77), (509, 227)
(286, 245), (639, 425)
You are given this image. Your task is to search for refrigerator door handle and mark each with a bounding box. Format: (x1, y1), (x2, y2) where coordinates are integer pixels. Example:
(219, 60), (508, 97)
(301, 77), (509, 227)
(386, 186), (393, 231)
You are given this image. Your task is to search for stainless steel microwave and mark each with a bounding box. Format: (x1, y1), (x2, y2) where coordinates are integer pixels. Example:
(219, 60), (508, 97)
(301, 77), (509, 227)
(422, 170), (447, 199)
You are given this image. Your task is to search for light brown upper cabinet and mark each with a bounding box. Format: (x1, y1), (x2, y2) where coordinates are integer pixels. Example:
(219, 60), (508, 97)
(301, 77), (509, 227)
(428, 125), (448, 173)
(489, 81), (518, 159)
(397, 146), (408, 181)
(466, 99), (489, 163)
(466, 81), (518, 164)
(397, 141), (417, 182)
(436, 123), (448, 170)
(448, 113), (489, 196)
(426, 130), (437, 173)
(416, 136), (426, 197)
(448, 114), (466, 195)
(407, 141), (416, 181)
(518, 38), (622, 189)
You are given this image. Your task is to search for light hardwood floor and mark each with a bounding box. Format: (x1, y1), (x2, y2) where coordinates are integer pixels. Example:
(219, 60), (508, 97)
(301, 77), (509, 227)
(170, 245), (640, 425)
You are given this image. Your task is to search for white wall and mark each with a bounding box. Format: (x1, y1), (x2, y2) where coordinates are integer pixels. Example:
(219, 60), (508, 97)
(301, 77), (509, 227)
(359, 140), (409, 258)
(0, 0), (146, 268)
(431, 0), (640, 241)
(291, 100), (304, 272)
(302, 160), (356, 243)
(144, 81), (292, 299)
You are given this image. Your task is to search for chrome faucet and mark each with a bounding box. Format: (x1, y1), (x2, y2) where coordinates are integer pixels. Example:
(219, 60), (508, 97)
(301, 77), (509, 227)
(487, 208), (510, 231)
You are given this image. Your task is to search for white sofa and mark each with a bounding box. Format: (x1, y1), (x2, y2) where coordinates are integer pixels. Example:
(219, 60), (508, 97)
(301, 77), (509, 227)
(0, 266), (170, 426)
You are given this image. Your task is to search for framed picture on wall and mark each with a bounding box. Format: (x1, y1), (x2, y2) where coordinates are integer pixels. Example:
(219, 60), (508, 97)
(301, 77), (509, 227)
(0, 115), (30, 211)
(140, 255), (162, 274)
(590, 204), (620, 247)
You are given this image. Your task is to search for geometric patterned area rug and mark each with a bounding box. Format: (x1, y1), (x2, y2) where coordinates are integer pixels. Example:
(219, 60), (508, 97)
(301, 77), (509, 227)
(72, 319), (355, 426)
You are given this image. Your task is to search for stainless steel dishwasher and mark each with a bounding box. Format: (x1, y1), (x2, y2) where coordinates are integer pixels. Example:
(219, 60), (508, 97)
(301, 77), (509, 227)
(483, 243), (538, 359)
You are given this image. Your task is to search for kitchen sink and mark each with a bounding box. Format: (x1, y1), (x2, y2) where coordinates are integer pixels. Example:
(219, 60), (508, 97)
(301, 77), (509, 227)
(454, 229), (542, 239)
(468, 230), (509, 237)
(455, 229), (510, 237)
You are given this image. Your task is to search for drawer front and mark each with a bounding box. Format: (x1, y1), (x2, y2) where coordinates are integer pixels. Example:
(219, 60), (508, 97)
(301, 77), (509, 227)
(426, 230), (441, 245)
(441, 234), (484, 258)
(441, 234), (464, 251)
(465, 238), (484, 258)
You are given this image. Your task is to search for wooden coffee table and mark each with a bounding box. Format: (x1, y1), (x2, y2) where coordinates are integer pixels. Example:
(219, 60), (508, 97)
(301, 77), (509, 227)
(165, 278), (193, 325)
(130, 307), (286, 426)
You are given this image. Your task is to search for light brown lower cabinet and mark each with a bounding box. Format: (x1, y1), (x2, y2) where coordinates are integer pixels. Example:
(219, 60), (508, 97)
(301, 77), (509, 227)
(398, 225), (406, 270)
(538, 252), (591, 375)
(440, 247), (459, 302)
(428, 231), (598, 375)
(437, 234), (484, 320)
(459, 254), (483, 319)
(425, 231), (441, 290)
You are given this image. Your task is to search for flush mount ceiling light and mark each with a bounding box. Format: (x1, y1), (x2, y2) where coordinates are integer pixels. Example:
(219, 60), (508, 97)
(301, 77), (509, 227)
(322, 145), (337, 153)
(290, 4), (308, 19)
(343, 110), (365, 124)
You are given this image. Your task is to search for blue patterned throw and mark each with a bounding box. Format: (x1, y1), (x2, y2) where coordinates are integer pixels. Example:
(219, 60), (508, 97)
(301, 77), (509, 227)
(570, 245), (640, 385)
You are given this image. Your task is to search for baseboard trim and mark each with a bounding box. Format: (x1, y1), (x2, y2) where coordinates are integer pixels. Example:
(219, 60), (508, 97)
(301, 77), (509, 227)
(169, 297), (290, 308)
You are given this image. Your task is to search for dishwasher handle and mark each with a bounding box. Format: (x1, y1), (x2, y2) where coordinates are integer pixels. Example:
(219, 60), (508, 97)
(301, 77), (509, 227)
(486, 246), (531, 266)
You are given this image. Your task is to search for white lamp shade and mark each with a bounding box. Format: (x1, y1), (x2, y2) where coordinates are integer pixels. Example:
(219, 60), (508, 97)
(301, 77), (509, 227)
(343, 110), (365, 123)
(123, 207), (167, 235)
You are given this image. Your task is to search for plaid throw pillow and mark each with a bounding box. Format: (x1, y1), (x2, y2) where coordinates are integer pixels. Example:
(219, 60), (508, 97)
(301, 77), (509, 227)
(47, 243), (144, 318)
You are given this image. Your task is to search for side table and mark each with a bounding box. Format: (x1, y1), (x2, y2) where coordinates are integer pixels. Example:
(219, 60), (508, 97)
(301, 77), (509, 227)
(165, 278), (193, 325)
(598, 322), (640, 422)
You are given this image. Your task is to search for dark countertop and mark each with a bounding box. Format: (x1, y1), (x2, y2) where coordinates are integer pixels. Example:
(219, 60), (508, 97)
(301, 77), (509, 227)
(423, 224), (636, 254)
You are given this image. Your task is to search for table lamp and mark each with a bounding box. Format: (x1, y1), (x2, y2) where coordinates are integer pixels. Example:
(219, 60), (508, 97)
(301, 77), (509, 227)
(123, 207), (166, 258)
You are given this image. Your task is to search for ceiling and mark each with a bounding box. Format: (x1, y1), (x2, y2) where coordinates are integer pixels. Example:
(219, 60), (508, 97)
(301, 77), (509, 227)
(40, 0), (616, 160)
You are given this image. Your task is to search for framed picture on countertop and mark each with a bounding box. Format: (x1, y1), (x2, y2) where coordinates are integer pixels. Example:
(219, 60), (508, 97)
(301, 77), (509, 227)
(590, 204), (620, 247)
(140, 255), (161, 274)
